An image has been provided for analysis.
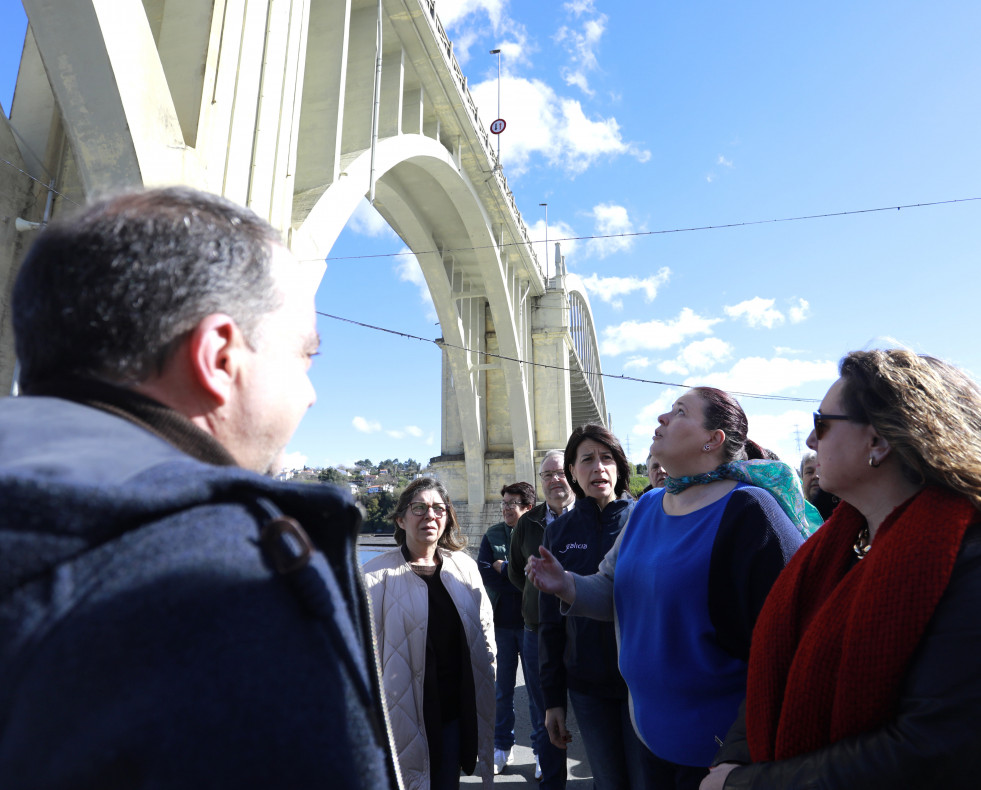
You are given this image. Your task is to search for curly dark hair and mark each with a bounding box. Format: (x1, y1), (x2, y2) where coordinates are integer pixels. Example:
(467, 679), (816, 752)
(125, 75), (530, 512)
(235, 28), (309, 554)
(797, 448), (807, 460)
(501, 481), (537, 507)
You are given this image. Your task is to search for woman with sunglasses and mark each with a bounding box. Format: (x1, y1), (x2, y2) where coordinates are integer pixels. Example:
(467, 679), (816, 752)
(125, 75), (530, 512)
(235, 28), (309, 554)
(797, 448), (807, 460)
(364, 478), (496, 790)
(702, 350), (981, 790)
(527, 387), (810, 790)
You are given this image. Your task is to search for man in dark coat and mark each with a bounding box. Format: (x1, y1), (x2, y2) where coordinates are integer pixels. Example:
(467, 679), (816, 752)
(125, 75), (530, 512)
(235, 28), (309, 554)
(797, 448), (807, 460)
(0, 187), (401, 789)
(507, 450), (575, 787)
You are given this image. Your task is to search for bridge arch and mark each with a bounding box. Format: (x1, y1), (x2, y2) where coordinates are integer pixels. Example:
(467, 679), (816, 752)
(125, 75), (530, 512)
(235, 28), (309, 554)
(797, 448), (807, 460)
(295, 134), (536, 505)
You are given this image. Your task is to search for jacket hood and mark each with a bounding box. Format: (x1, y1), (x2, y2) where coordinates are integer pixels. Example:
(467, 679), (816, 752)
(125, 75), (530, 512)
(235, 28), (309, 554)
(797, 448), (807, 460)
(0, 396), (359, 598)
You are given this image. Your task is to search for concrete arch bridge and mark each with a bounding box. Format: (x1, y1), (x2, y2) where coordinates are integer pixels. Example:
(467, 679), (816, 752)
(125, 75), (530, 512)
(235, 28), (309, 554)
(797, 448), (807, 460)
(0, 0), (608, 523)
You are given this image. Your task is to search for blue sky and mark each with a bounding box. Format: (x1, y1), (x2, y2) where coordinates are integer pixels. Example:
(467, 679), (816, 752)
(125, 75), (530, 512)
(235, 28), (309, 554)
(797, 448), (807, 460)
(3, 0), (981, 475)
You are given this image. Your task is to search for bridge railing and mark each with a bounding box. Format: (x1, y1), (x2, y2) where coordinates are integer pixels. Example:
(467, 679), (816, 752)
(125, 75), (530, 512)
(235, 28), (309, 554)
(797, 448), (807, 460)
(421, 0), (543, 282)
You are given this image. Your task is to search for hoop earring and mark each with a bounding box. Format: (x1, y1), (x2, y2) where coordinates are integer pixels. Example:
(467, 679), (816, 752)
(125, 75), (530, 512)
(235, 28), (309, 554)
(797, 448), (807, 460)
(868, 456), (880, 468)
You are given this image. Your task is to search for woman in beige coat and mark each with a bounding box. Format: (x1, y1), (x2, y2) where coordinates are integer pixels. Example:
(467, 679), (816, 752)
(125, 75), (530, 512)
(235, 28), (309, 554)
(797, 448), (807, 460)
(364, 478), (496, 790)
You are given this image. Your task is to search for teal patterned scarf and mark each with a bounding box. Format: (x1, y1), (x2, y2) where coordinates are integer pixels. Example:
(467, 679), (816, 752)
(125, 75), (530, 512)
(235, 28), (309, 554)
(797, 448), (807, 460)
(664, 460), (822, 538)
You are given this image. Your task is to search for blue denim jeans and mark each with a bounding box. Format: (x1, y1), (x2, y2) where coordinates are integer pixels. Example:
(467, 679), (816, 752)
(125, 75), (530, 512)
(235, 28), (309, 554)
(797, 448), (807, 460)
(569, 688), (661, 789)
(494, 625), (524, 750)
(524, 627), (566, 789)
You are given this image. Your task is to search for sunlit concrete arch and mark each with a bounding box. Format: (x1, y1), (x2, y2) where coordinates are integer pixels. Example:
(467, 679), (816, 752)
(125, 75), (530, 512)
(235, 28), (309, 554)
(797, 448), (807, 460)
(565, 273), (608, 428)
(295, 133), (536, 506)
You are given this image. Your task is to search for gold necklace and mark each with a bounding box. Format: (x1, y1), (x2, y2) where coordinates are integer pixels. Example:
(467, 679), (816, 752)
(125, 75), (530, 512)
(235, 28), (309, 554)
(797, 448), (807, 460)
(853, 524), (871, 560)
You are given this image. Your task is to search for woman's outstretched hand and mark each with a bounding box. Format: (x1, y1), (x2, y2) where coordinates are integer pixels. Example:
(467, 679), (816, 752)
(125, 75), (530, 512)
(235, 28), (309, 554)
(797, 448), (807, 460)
(525, 546), (576, 604)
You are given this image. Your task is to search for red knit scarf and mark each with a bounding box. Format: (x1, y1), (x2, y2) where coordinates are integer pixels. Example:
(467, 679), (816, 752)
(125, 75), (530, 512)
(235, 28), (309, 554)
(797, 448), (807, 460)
(746, 485), (976, 761)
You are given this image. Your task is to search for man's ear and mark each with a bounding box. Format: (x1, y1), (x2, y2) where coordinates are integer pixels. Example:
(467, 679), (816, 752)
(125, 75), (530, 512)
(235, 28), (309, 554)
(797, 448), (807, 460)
(187, 314), (247, 406)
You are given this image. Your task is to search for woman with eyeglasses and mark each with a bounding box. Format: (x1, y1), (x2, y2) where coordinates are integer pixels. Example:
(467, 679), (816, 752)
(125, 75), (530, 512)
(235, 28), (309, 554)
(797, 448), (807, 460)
(702, 350), (981, 790)
(364, 478), (496, 790)
(527, 388), (811, 790)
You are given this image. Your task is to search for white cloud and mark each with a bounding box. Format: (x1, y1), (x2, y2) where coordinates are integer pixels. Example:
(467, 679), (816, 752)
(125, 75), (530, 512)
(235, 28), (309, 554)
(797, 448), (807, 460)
(347, 198), (396, 238)
(600, 307), (722, 356)
(683, 338), (734, 371)
(584, 203), (641, 259)
(527, 218), (579, 265)
(558, 99), (650, 172)
(387, 425), (425, 440)
(352, 416), (382, 433)
(657, 359), (688, 375)
(724, 297), (785, 329)
(788, 298), (810, 323)
(688, 356), (838, 395)
(632, 387), (683, 442)
(564, 0), (597, 14)
(741, 409), (817, 469)
(395, 251), (438, 322)
(581, 268), (670, 309)
(657, 337), (733, 375)
(622, 356), (652, 371)
(717, 154), (733, 167)
(556, 12), (607, 95)
(277, 451), (308, 474)
(435, 0), (507, 29)
(450, 28), (480, 64)
(469, 75), (649, 176)
(563, 71), (591, 94)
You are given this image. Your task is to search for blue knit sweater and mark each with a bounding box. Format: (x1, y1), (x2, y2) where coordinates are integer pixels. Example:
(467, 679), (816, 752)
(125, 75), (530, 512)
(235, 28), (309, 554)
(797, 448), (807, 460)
(613, 484), (802, 766)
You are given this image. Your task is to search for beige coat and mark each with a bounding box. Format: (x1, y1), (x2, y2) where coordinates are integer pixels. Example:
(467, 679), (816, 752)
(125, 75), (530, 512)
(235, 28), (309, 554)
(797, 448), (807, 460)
(364, 547), (496, 790)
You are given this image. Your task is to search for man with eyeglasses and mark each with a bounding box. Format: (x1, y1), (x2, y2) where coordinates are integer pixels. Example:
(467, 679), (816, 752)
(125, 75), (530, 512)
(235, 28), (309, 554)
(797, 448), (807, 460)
(478, 482), (537, 775)
(508, 450), (575, 787)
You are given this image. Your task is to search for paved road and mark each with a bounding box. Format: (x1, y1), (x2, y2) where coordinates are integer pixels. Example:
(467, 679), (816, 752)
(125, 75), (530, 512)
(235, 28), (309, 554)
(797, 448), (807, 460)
(461, 661), (593, 786)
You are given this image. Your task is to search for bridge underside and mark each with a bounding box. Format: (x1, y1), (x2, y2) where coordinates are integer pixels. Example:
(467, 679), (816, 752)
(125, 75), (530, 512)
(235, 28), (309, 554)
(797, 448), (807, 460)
(1, 0), (608, 517)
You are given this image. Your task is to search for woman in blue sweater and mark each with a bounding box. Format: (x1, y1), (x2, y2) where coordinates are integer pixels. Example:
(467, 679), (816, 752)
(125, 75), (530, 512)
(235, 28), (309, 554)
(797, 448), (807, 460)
(539, 424), (656, 789)
(528, 388), (807, 790)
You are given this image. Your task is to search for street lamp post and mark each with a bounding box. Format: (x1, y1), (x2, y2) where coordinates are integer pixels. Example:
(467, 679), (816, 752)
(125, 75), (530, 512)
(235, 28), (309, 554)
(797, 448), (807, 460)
(489, 49), (501, 162)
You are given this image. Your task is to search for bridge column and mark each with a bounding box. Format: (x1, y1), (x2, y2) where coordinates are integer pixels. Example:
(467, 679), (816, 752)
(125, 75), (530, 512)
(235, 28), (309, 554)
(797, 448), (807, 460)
(531, 282), (574, 482)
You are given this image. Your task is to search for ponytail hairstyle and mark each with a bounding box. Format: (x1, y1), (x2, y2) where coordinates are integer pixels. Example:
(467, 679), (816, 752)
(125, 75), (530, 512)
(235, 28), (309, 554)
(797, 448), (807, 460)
(691, 386), (751, 463)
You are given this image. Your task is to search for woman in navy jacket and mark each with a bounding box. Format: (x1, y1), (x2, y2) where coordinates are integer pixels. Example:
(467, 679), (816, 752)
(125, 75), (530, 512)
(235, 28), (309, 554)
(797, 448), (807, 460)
(539, 424), (655, 789)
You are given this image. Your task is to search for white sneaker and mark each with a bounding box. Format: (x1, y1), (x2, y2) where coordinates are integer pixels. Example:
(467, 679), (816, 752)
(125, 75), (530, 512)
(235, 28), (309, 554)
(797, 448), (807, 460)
(534, 754), (542, 780)
(493, 748), (513, 775)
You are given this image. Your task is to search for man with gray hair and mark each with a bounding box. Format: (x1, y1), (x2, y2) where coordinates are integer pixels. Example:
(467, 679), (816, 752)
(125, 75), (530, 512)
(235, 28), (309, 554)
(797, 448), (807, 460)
(508, 449), (575, 787)
(0, 187), (399, 788)
(800, 451), (820, 505)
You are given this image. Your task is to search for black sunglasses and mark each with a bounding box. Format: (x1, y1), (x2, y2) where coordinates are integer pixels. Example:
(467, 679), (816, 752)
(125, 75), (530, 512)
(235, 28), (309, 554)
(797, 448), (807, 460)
(812, 410), (851, 440)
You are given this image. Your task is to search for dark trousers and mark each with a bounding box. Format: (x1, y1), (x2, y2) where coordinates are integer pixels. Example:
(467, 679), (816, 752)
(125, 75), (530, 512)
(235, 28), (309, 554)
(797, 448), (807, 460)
(431, 718), (461, 790)
(569, 688), (661, 789)
(523, 627), (566, 788)
(638, 746), (710, 790)
(494, 625), (527, 750)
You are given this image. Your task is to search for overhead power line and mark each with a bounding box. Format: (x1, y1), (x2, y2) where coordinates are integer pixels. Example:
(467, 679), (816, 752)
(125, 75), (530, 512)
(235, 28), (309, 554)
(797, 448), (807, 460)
(317, 309), (820, 404)
(321, 196), (981, 262)
(0, 158), (80, 206)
